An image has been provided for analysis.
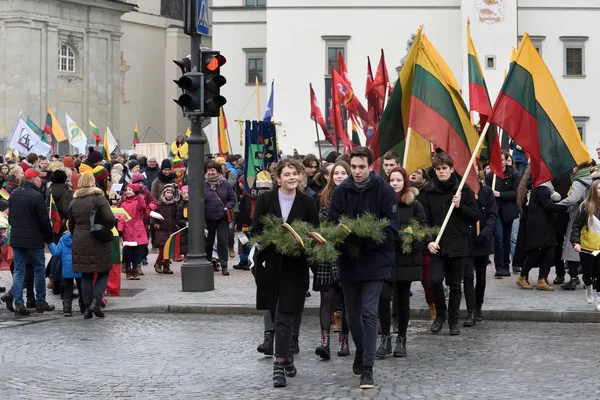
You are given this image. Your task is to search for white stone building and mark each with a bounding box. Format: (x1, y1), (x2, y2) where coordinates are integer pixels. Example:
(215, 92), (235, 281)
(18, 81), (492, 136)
(211, 0), (600, 158)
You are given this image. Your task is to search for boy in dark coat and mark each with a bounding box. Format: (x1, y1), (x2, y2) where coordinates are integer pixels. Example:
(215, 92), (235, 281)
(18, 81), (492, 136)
(151, 184), (179, 274)
(327, 147), (399, 389)
(420, 153), (479, 336)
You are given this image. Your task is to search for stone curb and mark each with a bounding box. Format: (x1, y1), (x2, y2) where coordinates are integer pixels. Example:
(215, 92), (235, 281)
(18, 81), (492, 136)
(108, 305), (600, 323)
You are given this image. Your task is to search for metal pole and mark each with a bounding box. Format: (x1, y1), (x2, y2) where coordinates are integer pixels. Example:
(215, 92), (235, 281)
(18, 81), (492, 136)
(181, 4), (214, 292)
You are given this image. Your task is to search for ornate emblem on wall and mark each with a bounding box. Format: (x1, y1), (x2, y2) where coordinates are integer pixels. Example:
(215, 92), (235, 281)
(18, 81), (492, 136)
(474, 0), (506, 24)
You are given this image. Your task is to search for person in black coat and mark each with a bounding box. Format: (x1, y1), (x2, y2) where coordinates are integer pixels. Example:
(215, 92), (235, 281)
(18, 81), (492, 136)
(516, 180), (568, 291)
(463, 170), (498, 327)
(485, 152), (520, 277)
(8, 168), (55, 315)
(252, 159), (319, 389)
(377, 166), (425, 360)
(419, 153), (480, 336)
(327, 147), (398, 389)
(175, 185), (189, 259)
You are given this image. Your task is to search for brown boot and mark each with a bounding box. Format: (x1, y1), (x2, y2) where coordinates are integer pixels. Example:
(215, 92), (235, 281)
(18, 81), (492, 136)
(332, 311), (342, 332)
(132, 265), (141, 280)
(428, 303), (437, 320)
(162, 261), (174, 275)
(47, 277), (54, 289)
(516, 276), (533, 290)
(536, 279), (555, 291)
(229, 248), (235, 258)
(125, 267), (134, 280)
(154, 260), (163, 274)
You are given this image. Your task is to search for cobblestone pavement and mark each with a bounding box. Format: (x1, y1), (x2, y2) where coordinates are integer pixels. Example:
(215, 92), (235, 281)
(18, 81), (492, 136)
(1, 250), (600, 321)
(1, 313), (598, 399)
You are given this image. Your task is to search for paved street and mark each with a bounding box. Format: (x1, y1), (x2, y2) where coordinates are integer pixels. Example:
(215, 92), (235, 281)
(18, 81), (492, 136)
(0, 313), (598, 399)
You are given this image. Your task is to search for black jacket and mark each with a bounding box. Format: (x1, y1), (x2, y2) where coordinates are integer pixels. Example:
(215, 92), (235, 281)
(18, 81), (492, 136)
(235, 193), (253, 230)
(45, 182), (73, 241)
(419, 174), (480, 257)
(144, 166), (160, 189)
(327, 172), (399, 282)
(467, 184), (498, 257)
(485, 166), (520, 223)
(8, 181), (53, 249)
(525, 185), (568, 250)
(253, 189), (319, 314)
(393, 188), (425, 282)
(175, 200), (188, 255)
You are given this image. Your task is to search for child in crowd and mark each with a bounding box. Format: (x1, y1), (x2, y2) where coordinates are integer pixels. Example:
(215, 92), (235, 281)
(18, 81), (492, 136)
(118, 184), (149, 280)
(152, 184), (179, 274)
(49, 222), (82, 317)
(176, 185), (189, 261)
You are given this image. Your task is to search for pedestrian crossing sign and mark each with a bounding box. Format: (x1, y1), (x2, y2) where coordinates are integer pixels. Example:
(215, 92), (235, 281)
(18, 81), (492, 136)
(197, 0), (209, 36)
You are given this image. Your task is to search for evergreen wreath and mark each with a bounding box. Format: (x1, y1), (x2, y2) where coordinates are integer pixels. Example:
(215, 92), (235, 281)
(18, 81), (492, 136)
(400, 219), (440, 255)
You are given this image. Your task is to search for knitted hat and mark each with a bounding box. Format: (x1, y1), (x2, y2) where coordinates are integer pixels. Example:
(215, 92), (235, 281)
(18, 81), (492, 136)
(63, 156), (75, 170)
(87, 147), (103, 164)
(161, 159), (172, 170)
(50, 169), (68, 184)
(127, 160), (139, 171)
(93, 165), (109, 181)
(181, 185), (189, 192)
(131, 172), (145, 184)
(163, 183), (176, 194)
(215, 156), (226, 166)
(172, 158), (185, 169)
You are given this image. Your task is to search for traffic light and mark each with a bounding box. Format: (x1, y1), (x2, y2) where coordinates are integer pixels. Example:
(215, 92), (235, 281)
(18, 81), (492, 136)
(200, 50), (227, 117)
(173, 56), (203, 117)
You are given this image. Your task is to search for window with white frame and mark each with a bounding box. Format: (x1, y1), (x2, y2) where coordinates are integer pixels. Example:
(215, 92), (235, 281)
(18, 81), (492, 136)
(518, 35), (545, 57)
(561, 36), (588, 77)
(243, 48), (266, 84)
(573, 116), (589, 140)
(58, 43), (75, 72)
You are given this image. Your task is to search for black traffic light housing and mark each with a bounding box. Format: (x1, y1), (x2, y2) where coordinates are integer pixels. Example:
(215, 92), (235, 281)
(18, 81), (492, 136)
(173, 57), (204, 117)
(200, 50), (227, 117)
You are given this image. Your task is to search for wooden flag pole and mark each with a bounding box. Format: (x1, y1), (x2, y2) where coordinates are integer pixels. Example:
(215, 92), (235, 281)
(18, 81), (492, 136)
(313, 119), (323, 162)
(255, 76), (261, 120)
(434, 122), (490, 245)
(403, 127), (413, 168)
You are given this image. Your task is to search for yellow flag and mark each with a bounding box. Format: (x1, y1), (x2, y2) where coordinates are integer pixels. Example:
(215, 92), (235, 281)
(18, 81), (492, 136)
(47, 103), (66, 142)
(185, 127), (191, 137)
(218, 107), (231, 154)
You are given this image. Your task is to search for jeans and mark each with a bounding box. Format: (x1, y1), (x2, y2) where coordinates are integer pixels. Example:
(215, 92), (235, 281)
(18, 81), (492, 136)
(12, 247), (46, 305)
(342, 280), (384, 368)
(463, 256), (489, 310)
(494, 218), (514, 271)
(378, 280), (412, 337)
(510, 218), (519, 260)
(430, 255), (465, 325)
(81, 271), (109, 307)
(263, 309), (302, 334)
(62, 277), (82, 302)
(206, 219), (229, 269)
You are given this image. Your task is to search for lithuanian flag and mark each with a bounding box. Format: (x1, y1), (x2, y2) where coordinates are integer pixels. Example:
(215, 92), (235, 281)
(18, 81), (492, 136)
(89, 119), (102, 146)
(488, 33), (591, 187)
(43, 103), (67, 143)
(49, 194), (61, 234)
(467, 20), (503, 176)
(133, 123), (140, 145)
(163, 227), (188, 260)
(0, 188), (10, 200)
(351, 118), (362, 147)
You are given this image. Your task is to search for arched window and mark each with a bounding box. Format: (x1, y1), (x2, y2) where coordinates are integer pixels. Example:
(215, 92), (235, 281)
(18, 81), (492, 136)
(58, 43), (75, 72)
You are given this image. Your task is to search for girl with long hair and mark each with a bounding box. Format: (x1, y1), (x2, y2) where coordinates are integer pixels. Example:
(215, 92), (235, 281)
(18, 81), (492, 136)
(313, 161), (351, 360)
(570, 179), (600, 309)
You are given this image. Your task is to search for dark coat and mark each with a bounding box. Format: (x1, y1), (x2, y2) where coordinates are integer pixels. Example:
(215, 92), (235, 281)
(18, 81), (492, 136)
(525, 184), (568, 250)
(68, 186), (116, 273)
(327, 172), (399, 282)
(144, 166), (160, 189)
(485, 166), (520, 223)
(513, 177), (532, 268)
(419, 174), (480, 257)
(152, 200), (178, 248)
(467, 184), (498, 257)
(204, 179), (235, 221)
(393, 188), (425, 282)
(176, 200), (188, 254)
(3, 174), (20, 194)
(46, 182), (73, 241)
(8, 182), (53, 249)
(235, 193), (253, 230)
(253, 189), (319, 314)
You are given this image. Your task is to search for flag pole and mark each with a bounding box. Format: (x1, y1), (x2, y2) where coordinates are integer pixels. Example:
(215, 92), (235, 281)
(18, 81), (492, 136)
(234, 119), (244, 147)
(403, 127), (413, 168)
(313, 119), (323, 162)
(434, 122), (490, 245)
(255, 76), (261, 120)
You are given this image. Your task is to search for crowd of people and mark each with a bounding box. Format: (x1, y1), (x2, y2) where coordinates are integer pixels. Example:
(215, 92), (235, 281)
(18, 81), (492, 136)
(1, 139), (600, 391)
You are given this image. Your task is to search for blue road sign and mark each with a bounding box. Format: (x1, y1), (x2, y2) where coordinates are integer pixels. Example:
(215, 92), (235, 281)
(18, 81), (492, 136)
(197, 0), (209, 36)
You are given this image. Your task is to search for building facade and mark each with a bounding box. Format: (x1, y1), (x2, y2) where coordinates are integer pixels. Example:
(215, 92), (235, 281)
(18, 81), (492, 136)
(211, 0), (600, 158)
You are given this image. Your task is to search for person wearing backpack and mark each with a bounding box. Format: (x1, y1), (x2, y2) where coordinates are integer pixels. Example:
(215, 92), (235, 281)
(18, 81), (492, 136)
(557, 161), (595, 290)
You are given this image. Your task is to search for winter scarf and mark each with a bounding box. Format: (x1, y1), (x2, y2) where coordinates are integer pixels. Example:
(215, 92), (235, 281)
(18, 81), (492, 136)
(158, 171), (177, 183)
(436, 173), (458, 192)
(352, 175), (372, 192)
(206, 173), (225, 191)
(571, 167), (590, 183)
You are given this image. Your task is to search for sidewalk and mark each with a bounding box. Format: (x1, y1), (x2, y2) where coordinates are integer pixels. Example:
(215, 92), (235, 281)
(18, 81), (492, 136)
(1, 250), (599, 322)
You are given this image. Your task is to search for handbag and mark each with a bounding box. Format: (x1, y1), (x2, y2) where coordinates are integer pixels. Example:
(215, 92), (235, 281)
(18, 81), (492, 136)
(212, 188), (234, 223)
(90, 195), (114, 243)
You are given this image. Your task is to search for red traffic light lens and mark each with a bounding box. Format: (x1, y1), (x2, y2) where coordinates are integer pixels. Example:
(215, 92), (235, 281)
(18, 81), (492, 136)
(207, 57), (219, 71)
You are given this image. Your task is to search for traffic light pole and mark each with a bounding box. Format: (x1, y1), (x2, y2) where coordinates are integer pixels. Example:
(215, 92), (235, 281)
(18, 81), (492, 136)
(181, 28), (214, 292)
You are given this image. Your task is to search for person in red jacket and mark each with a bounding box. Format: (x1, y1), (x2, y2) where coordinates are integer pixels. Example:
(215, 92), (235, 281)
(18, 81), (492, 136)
(118, 184), (149, 280)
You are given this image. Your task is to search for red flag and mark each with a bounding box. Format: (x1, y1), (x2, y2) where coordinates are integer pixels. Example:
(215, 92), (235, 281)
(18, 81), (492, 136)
(330, 67), (352, 153)
(365, 57), (379, 123)
(374, 49), (390, 115)
(310, 84), (335, 146)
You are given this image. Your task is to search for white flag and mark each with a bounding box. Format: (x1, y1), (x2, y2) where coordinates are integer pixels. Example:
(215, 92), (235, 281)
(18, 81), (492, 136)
(9, 118), (51, 156)
(105, 126), (118, 154)
(65, 113), (88, 154)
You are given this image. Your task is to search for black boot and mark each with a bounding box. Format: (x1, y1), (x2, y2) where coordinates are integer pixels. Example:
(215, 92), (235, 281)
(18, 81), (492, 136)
(430, 316), (445, 334)
(475, 306), (483, 322)
(375, 334), (392, 359)
(463, 310), (476, 327)
(289, 333), (300, 354)
(561, 278), (578, 291)
(553, 275), (565, 285)
(273, 361), (286, 388)
(338, 333), (350, 357)
(84, 299), (95, 320)
(14, 303), (30, 316)
(62, 300), (73, 317)
(393, 336), (407, 358)
(35, 302), (56, 313)
(1, 289), (14, 312)
(315, 330), (331, 360)
(352, 350), (363, 377)
(257, 331), (274, 355)
(283, 356), (297, 377)
(449, 324), (461, 335)
(78, 297), (85, 315)
(93, 298), (105, 318)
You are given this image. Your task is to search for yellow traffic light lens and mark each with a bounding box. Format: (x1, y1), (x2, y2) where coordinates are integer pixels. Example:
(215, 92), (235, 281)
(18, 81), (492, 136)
(207, 57), (219, 71)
